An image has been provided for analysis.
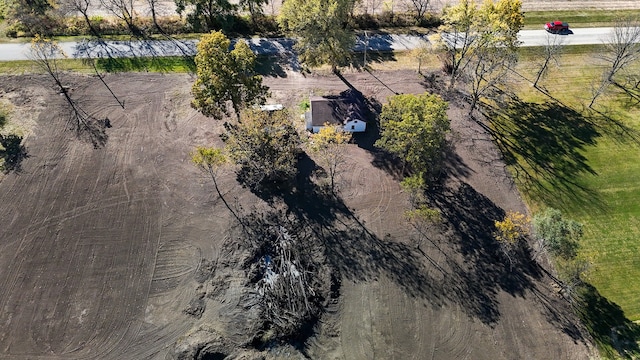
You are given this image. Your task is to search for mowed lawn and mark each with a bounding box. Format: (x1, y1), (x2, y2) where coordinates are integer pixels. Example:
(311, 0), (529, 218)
(512, 47), (640, 321)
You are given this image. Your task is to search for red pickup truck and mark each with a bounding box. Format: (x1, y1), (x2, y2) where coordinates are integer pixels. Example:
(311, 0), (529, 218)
(544, 21), (569, 33)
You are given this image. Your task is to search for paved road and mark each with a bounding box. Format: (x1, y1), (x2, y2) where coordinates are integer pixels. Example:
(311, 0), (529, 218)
(518, 27), (619, 47)
(0, 28), (626, 62)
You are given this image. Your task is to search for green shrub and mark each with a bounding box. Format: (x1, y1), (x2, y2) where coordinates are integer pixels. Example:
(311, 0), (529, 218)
(0, 0), (7, 21)
(298, 98), (310, 112)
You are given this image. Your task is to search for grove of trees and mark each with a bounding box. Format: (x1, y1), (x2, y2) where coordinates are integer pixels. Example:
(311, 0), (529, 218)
(436, 0), (523, 112)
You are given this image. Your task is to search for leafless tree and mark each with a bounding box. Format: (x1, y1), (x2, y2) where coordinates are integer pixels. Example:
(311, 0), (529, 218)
(29, 36), (109, 147)
(590, 16), (640, 108)
(411, 39), (431, 74)
(533, 33), (565, 89)
(359, 0), (384, 15)
(463, 46), (516, 116)
(403, 0), (430, 23)
(145, 0), (163, 31)
(100, 0), (142, 36)
(239, 0), (268, 26)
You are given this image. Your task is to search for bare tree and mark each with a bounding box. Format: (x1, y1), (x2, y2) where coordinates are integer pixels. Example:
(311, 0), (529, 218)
(404, 205), (441, 253)
(463, 45), (516, 116)
(146, 0), (163, 31)
(29, 36), (109, 147)
(190, 146), (246, 228)
(404, 0), (430, 23)
(437, 0), (523, 91)
(100, 0), (141, 36)
(411, 39), (431, 74)
(239, 0), (268, 26)
(533, 33), (565, 89)
(590, 16), (640, 108)
(359, 0), (384, 14)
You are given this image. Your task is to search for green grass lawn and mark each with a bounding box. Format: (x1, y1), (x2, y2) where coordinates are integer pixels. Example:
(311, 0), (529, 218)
(523, 9), (640, 29)
(506, 49), (640, 358)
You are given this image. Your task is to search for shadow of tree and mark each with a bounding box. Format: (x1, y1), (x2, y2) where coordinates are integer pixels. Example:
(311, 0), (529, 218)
(527, 280), (589, 342)
(483, 100), (604, 211)
(74, 116), (111, 149)
(76, 38), (197, 73)
(245, 151), (548, 327)
(0, 134), (28, 173)
(344, 90), (407, 180)
(255, 55), (290, 78)
(62, 95), (111, 149)
(94, 54), (196, 73)
(576, 284), (640, 359)
(250, 38), (299, 77)
(427, 182), (543, 324)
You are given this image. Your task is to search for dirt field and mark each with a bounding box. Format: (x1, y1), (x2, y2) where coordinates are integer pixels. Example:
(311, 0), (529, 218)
(0, 67), (597, 359)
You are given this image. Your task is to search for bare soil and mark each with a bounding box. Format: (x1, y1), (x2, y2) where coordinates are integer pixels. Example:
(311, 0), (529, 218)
(0, 68), (596, 359)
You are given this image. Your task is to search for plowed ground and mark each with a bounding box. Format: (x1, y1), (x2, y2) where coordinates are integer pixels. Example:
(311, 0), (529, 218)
(0, 70), (594, 359)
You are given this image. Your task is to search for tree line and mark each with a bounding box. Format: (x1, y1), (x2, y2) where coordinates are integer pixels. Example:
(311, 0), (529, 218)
(2, 0), (440, 38)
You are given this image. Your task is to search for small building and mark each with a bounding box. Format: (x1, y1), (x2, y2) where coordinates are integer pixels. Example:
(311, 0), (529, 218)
(259, 104), (284, 112)
(305, 90), (367, 133)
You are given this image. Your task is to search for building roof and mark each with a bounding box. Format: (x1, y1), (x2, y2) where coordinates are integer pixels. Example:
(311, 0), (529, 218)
(309, 89), (366, 127)
(260, 104), (284, 111)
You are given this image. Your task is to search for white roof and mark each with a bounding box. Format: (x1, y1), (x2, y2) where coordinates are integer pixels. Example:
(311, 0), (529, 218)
(260, 104), (284, 111)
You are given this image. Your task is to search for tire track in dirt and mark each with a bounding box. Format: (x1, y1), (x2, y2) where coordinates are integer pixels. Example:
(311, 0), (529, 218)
(148, 241), (200, 295)
(0, 73), (595, 359)
(0, 75), (183, 359)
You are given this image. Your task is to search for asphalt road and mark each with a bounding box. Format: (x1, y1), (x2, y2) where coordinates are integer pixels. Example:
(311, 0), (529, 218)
(0, 27), (627, 62)
(518, 27), (618, 47)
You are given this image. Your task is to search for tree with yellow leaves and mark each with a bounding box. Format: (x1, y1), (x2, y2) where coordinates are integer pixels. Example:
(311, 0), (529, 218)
(309, 124), (351, 192)
(493, 210), (529, 264)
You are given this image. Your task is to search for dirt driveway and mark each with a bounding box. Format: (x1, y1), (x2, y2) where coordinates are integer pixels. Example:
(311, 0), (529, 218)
(0, 69), (596, 359)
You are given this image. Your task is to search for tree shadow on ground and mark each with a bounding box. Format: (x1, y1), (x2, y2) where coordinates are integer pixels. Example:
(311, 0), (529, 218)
(577, 283), (640, 359)
(0, 134), (28, 173)
(348, 51), (398, 71)
(426, 182), (543, 324)
(527, 280), (589, 342)
(75, 38), (197, 73)
(61, 94), (112, 149)
(332, 82), (406, 180)
(255, 55), (290, 78)
(249, 151), (549, 327)
(483, 99), (604, 211)
(587, 104), (640, 146)
(349, 33), (397, 70)
(250, 38), (301, 77)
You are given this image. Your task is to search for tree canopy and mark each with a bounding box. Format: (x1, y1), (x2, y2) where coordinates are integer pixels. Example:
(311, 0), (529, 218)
(191, 31), (269, 120)
(175, 0), (236, 31)
(375, 93), (450, 180)
(532, 208), (583, 260)
(278, 0), (357, 71)
(5, 0), (56, 35)
(309, 124), (352, 192)
(224, 109), (301, 192)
